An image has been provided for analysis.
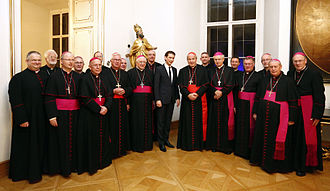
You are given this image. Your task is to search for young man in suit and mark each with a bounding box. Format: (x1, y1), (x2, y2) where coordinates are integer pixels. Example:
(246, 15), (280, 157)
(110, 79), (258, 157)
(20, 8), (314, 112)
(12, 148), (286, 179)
(154, 51), (180, 152)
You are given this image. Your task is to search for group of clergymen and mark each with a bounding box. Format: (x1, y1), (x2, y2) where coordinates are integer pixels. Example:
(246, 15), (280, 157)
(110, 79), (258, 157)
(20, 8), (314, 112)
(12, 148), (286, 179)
(8, 48), (325, 184)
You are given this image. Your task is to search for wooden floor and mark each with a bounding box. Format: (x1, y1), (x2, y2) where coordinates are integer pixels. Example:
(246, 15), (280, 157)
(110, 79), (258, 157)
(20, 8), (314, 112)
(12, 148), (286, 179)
(1, 128), (329, 191)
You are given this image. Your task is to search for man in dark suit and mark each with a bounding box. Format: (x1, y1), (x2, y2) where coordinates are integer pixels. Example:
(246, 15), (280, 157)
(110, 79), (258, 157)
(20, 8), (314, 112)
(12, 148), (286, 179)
(154, 51), (180, 152)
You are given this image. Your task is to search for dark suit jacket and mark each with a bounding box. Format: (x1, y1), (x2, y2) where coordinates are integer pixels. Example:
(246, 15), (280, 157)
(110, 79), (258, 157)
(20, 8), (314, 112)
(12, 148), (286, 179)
(154, 64), (180, 104)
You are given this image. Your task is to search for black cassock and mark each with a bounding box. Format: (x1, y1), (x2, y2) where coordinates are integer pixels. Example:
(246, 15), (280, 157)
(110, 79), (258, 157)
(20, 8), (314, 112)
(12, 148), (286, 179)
(288, 67), (325, 172)
(77, 73), (112, 174)
(205, 65), (235, 153)
(250, 73), (298, 173)
(128, 68), (154, 152)
(234, 70), (260, 159)
(45, 69), (81, 176)
(8, 69), (48, 183)
(177, 65), (208, 151)
(40, 65), (59, 81)
(107, 68), (132, 158)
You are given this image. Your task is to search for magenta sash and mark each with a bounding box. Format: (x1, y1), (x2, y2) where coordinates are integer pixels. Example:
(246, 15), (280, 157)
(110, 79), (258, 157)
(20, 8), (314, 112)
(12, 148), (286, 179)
(216, 87), (235, 140)
(263, 91), (289, 160)
(188, 85), (208, 141)
(299, 95), (318, 166)
(94, 98), (105, 106)
(238, 91), (256, 147)
(56, 99), (80, 110)
(132, 86), (152, 93)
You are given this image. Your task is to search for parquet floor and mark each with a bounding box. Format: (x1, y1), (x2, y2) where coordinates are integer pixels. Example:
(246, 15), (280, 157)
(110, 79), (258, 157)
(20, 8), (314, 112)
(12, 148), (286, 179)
(1, 128), (329, 191)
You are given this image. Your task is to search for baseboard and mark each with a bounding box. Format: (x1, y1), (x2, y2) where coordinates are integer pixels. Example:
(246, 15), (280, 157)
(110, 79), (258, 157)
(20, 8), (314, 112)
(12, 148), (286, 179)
(0, 160), (9, 178)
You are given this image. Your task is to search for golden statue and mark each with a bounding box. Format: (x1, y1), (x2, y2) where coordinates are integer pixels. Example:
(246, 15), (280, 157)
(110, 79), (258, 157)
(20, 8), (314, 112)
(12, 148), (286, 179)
(126, 24), (157, 67)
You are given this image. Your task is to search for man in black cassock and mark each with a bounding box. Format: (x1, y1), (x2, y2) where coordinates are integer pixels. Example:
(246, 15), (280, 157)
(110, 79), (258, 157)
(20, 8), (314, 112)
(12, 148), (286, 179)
(77, 57), (112, 174)
(154, 51), (180, 152)
(250, 59), (298, 173)
(177, 52), (208, 151)
(108, 52), (132, 158)
(231, 56), (242, 115)
(8, 51), (47, 183)
(258, 53), (272, 78)
(146, 50), (161, 141)
(288, 52), (325, 176)
(128, 55), (154, 152)
(205, 52), (235, 154)
(234, 56), (260, 159)
(45, 51), (81, 177)
(40, 49), (59, 79)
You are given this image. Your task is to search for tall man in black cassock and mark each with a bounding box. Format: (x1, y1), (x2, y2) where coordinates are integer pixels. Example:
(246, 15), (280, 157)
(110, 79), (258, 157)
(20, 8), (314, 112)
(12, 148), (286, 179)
(177, 52), (208, 151)
(77, 57), (112, 174)
(250, 59), (298, 173)
(45, 51), (81, 177)
(108, 52), (132, 158)
(128, 55), (154, 152)
(8, 51), (48, 183)
(258, 53), (272, 78)
(205, 52), (235, 154)
(234, 56), (260, 159)
(154, 51), (180, 152)
(146, 50), (162, 141)
(288, 52), (325, 176)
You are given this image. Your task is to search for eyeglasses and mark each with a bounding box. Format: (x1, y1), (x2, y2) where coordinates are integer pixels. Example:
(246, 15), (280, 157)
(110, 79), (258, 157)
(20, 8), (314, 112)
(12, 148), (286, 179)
(74, 61), (84, 64)
(62, 59), (75, 62)
(112, 59), (121, 62)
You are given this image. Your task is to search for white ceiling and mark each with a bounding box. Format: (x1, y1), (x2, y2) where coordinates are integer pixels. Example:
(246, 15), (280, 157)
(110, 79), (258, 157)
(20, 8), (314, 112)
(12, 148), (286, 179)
(26, 0), (69, 10)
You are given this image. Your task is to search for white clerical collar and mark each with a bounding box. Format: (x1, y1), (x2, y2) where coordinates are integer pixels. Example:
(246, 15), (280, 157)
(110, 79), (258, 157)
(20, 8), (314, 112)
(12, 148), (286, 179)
(296, 65), (307, 72)
(217, 64), (224, 70)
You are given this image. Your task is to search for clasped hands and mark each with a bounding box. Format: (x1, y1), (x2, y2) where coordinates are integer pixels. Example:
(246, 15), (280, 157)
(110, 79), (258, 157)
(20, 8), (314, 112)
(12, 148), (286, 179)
(113, 88), (125, 96)
(188, 93), (198, 101)
(213, 90), (223, 100)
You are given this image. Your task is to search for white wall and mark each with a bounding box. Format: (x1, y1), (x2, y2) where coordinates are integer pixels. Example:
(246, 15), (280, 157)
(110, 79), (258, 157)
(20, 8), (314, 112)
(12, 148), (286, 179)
(263, 0), (291, 73)
(0, 0), (13, 163)
(325, 84), (330, 109)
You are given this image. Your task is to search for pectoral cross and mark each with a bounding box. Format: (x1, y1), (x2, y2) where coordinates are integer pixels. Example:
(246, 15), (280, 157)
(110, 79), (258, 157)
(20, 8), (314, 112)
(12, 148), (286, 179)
(116, 83), (121, 88)
(218, 80), (221, 86)
(140, 82), (144, 88)
(66, 87), (70, 95)
(98, 94), (102, 101)
(268, 91), (272, 97)
(241, 87), (244, 92)
(189, 80), (193, 85)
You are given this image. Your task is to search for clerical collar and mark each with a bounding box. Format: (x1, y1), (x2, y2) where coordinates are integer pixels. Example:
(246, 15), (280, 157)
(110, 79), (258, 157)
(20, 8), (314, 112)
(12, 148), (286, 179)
(296, 65), (307, 73)
(47, 64), (56, 70)
(137, 68), (144, 72)
(111, 67), (119, 72)
(217, 64), (224, 70)
(35, 70), (40, 73)
(61, 68), (72, 74)
(272, 72), (282, 80)
(245, 69), (254, 75)
(203, 63), (209, 67)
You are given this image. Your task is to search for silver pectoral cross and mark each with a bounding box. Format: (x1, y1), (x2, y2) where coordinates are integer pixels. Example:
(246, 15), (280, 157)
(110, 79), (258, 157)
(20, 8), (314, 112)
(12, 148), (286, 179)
(189, 80), (193, 85)
(66, 87), (70, 94)
(218, 80), (221, 86)
(241, 87), (244, 92)
(140, 82), (144, 88)
(98, 94), (102, 101)
(116, 83), (121, 88)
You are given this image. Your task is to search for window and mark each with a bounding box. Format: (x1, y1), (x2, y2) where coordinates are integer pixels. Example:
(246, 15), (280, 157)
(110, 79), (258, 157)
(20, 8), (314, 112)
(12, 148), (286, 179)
(207, 0), (257, 68)
(51, 11), (69, 66)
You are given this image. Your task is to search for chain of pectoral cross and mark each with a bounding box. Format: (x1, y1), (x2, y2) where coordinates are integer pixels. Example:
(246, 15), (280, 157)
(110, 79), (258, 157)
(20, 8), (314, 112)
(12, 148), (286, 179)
(215, 66), (224, 87)
(188, 67), (197, 85)
(241, 70), (255, 92)
(90, 73), (102, 101)
(269, 74), (282, 97)
(61, 69), (73, 95)
(110, 68), (121, 88)
(136, 68), (145, 88)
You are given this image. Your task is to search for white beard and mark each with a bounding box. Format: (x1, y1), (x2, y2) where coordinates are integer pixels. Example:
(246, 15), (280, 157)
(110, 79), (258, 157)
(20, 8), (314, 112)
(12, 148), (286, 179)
(49, 61), (57, 65)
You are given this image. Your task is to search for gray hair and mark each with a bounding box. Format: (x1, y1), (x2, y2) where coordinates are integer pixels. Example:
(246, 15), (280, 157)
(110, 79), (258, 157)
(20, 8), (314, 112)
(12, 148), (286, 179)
(44, 49), (58, 58)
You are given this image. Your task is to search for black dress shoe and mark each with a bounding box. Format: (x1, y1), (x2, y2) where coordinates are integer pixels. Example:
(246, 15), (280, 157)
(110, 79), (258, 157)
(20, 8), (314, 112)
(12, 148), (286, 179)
(296, 171), (306, 176)
(165, 141), (175, 148)
(159, 144), (167, 152)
